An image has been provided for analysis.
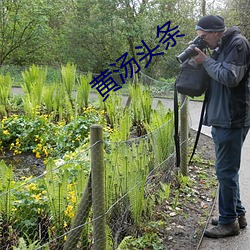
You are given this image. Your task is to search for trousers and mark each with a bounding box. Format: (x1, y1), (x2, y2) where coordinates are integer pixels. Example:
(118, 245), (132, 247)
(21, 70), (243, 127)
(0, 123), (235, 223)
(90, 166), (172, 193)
(211, 126), (249, 225)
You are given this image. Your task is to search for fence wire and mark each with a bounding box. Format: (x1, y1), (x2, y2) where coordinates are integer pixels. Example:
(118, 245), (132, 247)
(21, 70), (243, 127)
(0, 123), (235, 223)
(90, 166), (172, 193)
(0, 73), (192, 250)
(140, 71), (175, 96)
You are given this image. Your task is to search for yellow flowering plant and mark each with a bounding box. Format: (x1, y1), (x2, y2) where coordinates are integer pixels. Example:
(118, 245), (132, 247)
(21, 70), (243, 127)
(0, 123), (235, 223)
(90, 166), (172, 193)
(0, 107), (104, 158)
(11, 176), (49, 241)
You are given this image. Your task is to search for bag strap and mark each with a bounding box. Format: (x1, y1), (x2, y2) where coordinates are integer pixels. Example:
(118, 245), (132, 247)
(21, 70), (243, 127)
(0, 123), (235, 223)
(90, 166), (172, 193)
(174, 81), (208, 167)
(188, 91), (208, 164)
(174, 80), (180, 168)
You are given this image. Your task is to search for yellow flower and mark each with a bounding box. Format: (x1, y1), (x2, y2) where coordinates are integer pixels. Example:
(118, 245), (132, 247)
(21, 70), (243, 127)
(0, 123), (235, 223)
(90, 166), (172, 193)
(36, 152), (41, 159)
(3, 130), (9, 135)
(26, 183), (37, 191)
(14, 149), (22, 155)
(32, 193), (42, 201)
(12, 207), (17, 212)
(65, 205), (74, 218)
(71, 195), (76, 204)
(43, 147), (49, 157)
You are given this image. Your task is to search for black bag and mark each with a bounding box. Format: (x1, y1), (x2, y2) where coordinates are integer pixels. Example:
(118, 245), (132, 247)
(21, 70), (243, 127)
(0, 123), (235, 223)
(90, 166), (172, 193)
(175, 58), (209, 97)
(174, 58), (209, 168)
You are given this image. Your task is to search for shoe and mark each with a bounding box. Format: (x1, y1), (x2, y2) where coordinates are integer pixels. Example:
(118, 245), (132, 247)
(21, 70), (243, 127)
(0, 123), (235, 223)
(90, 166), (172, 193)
(211, 214), (247, 229)
(204, 222), (240, 238)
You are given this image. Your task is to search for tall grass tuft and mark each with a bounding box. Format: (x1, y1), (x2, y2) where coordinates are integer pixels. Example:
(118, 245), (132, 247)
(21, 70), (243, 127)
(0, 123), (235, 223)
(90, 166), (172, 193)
(21, 65), (47, 118)
(43, 159), (68, 236)
(144, 100), (175, 164)
(0, 161), (14, 222)
(105, 137), (153, 229)
(104, 93), (123, 128)
(43, 84), (56, 114)
(0, 73), (12, 117)
(76, 72), (92, 112)
(61, 63), (76, 103)
(129, 84), (153, 135)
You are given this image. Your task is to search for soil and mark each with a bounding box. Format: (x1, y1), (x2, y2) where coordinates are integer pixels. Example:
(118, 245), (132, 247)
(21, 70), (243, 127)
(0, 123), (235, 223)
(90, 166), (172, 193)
(158, 130), (217, 250)
(0, 152), (45, 180)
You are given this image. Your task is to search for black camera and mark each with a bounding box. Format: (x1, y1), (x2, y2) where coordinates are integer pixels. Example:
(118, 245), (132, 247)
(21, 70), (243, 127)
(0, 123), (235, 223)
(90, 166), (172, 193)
(176, 36), (208, 64)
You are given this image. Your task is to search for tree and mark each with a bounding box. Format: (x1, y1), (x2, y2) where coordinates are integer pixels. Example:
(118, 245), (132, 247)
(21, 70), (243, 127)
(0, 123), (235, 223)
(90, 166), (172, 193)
(220, 0), (250, 39)
(0, 0), (49, 65)
(65, 0), (199, 78)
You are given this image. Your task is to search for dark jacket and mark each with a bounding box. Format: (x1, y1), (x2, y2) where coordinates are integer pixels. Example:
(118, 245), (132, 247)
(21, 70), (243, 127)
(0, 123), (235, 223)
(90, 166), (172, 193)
(203, 26), (250, 128)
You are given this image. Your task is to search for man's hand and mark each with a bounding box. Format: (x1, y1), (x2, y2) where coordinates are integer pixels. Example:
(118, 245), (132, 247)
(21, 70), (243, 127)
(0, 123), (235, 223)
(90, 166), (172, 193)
(192, 47), (207, 64)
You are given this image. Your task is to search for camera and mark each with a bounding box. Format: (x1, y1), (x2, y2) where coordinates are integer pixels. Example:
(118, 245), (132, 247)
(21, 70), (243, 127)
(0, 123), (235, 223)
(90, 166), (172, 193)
(176, 36), (208, 64)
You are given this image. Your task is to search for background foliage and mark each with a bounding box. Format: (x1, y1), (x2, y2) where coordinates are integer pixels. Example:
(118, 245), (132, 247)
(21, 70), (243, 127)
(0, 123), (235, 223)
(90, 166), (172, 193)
(1, 0), (250, 80)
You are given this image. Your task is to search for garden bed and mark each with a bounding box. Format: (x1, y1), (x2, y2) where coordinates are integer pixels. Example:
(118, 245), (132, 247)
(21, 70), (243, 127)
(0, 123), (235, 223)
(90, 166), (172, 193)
(0, 130), (217, 250)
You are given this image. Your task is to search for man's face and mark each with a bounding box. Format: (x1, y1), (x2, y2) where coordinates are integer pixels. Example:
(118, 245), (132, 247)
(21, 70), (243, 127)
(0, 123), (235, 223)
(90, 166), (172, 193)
(196, 30), (221, 49)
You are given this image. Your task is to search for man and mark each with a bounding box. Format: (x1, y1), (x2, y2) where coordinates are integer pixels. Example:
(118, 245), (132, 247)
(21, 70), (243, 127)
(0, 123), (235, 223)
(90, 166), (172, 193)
(192, 15), (250, 238)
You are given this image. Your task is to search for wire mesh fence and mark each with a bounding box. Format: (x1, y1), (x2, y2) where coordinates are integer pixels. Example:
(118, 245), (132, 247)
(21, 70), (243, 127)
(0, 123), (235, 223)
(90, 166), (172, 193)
(0, 111), (191, 249)
(140, 71), (175, 96)
(0, 71), (191, 249)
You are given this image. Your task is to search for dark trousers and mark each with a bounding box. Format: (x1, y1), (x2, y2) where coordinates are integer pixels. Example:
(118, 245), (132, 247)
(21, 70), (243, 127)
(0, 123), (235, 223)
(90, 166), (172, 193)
(211, 126), (249, 225)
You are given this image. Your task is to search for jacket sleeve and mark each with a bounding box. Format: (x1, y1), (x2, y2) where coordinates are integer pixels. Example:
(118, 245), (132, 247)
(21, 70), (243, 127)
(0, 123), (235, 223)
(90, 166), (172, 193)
(203, 38), (250, 87)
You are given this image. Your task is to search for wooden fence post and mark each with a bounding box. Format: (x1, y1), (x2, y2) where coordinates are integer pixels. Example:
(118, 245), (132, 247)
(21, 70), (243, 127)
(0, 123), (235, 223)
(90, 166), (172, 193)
(91, 124), (106, 250)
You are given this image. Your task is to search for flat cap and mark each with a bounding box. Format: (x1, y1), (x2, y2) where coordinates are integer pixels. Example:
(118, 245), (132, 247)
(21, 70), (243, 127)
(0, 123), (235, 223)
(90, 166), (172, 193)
(195, 15), (225, 32)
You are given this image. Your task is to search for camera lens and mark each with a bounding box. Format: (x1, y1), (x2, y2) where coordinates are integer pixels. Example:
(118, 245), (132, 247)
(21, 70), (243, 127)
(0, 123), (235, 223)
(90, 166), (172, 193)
(176, 44), (198, 63)
(176, 37), (208, 63)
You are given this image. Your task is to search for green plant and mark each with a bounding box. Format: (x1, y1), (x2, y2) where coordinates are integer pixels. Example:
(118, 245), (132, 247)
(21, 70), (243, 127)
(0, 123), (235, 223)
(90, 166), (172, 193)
(144, 100), (174, 163)
(12, 176), (49, 241)
(129, 84), (153, 126)
(43, 159), (69, 223)
(178, 173), (191, 189)
(60, 63), (76, 102)
(0, 78), (185, 248)
(21, 65), (47, 118)
(105, 136), (153, 233)
(172, 190), (180, 210)
(104, 92), (123, 128)
(0, 107), (103, 158)
(141, 89), (153, 124)
(117, 233), (163, 250)
(0, 65), (24, 86)
(0, 161), (15, 222)
(0, 73), (12, 117)
(13, 233), (49, 250)
(52, 81), (75, 122)
(0, 115), (57, 157)
(43, 84), (56, 114)
(157, 182), (171, 204)
(76, 72), (92, 111)
(109, 108), (132, 141)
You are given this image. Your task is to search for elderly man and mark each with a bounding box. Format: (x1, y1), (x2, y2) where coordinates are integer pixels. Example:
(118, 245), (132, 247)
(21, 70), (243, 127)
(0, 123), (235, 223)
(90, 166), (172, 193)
(192, 15), (250, 238)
